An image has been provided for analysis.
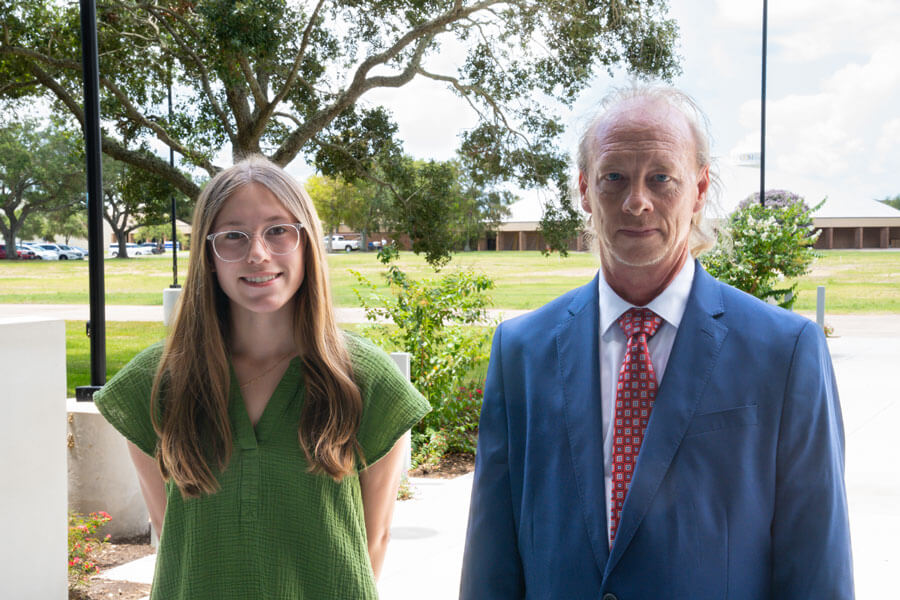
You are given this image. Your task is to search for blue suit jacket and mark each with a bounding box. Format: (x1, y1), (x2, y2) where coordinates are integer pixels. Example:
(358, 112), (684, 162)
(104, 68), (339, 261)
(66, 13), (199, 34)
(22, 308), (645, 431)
(460, 263), (853, 599)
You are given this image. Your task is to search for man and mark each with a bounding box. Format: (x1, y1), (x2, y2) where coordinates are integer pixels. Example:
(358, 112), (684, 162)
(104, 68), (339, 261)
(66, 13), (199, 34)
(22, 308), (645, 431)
(460, 86), (853, 599)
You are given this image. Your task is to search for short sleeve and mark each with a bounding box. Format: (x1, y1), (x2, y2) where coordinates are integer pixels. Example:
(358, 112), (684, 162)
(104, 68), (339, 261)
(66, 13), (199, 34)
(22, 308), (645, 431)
(93, 343), (164, 457)
(346, 334), (430, 467)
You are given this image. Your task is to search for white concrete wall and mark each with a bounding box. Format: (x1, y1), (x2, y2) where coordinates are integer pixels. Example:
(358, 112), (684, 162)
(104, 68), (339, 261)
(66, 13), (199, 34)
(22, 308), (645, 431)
(0, 317), (67, 599)
(67, 400), (149, 540)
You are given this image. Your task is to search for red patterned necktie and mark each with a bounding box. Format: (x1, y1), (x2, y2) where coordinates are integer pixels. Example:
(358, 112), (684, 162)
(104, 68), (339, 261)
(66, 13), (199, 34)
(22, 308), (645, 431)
(609, 307), (663, 546)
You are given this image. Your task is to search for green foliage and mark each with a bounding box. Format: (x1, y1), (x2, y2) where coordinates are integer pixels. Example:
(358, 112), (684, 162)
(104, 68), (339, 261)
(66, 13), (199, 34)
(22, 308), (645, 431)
(539, 192), (585, 257)
(877, 194), (900, 211)
(379, 156), (514, 267)
(305, 173), (386, 243)
(353, 245), (494, 463)
(1, 0), (681, 237)
(702, 190), (821, 309)
(68, 511), (111, 588)
(134, 223), (187, 248)
(0, 118), (84, 257)
(103, 157), (184, 258)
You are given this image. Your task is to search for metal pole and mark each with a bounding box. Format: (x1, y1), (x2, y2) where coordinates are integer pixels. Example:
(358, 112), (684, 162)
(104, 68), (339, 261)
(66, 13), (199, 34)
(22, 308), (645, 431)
(759, 0), (768, 207)
(168, 68), (180, 289)
(816, 286), (826, 329)
(75, 0), (106, 401)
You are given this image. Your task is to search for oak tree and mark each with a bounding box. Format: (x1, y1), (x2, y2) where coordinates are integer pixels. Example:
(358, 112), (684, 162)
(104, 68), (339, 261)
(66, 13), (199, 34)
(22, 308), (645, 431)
(1, 0), (680, 259)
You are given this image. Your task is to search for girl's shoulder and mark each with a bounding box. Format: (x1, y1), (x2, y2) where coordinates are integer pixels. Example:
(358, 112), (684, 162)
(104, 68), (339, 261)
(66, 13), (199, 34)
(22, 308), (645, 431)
(92, 341), (166, 456)
(341, 331), (398, 381)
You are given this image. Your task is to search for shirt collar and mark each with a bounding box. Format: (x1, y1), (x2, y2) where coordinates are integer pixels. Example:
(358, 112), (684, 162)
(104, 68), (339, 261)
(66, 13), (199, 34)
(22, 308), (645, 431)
(598, 258), (695, 336)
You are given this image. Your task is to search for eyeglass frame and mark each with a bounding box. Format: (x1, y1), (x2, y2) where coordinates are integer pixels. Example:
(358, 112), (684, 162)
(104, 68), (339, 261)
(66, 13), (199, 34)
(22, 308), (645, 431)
(206, 222), (305, 262)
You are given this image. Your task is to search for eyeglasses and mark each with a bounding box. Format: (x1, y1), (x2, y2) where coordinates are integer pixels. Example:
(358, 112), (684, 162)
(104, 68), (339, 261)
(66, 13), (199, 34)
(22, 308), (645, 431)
(206, 222), (304, 262)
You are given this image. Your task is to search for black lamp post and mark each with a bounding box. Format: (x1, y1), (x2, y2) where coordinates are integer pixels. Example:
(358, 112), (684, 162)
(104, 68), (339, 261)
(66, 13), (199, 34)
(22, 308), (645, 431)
(75, 0), (106, 401)
(168, 64), (180, 289)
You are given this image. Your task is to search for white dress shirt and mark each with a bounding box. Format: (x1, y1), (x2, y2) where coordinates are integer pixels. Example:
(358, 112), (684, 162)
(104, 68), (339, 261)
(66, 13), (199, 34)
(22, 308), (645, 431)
(598, 258), (695, 540)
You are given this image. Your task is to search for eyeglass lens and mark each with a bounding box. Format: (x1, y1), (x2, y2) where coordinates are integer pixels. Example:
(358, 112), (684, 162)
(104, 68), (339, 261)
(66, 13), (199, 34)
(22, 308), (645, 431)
(213, 224), (301, 261)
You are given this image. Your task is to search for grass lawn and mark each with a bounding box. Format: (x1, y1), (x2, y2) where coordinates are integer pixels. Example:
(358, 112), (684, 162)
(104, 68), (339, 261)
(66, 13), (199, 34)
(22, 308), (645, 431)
(786, 251), (900, 313)
(0, 253), (190, 305)
(5, 249), (898, 312)
(66, 321), (167, 397)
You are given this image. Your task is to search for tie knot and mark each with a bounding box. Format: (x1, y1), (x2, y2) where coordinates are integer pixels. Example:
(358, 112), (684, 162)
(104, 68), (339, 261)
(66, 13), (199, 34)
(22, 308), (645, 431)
(617, 307), (662, 339)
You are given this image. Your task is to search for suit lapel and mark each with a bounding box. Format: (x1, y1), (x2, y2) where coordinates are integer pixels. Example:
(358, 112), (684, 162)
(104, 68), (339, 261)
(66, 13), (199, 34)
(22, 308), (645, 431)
(557, 273), (611, 573)
(604, 263), (729, 578)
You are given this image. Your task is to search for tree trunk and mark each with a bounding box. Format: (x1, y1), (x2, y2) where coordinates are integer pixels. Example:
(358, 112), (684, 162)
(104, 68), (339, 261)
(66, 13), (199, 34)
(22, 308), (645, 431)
(2, 232), (17, 260)
(114, 232), (129, 259)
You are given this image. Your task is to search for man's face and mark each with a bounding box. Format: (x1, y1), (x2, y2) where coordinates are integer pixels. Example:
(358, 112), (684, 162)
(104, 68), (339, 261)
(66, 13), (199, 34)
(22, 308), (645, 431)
(580, 99), (709, 280)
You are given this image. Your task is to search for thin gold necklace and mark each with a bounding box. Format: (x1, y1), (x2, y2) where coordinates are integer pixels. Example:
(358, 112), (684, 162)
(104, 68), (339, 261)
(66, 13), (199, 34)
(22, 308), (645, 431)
(238, 350), (296, 388)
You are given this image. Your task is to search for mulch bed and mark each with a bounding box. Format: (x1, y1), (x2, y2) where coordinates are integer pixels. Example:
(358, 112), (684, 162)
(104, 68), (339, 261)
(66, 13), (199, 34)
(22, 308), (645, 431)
(70, 533), (154, 600)
(409, 452), (475, 479)
(71, 454), (474, 599)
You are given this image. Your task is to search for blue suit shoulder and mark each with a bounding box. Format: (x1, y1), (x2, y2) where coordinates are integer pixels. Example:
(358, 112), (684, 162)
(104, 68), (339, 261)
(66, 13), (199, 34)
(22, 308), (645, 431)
(497, 276), (596, 344)
(708, 271), (822, 347)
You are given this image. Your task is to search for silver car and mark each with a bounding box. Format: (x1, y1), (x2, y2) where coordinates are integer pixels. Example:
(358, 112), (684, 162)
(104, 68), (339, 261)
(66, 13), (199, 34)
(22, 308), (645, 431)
(22, 243), (59, 260)
(57, 244), (86, 259)
(34, 243), (84, 260)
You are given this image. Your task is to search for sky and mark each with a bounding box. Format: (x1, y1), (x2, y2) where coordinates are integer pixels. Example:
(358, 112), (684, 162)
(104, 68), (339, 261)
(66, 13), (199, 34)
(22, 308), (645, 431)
(321, 0), (900, 217)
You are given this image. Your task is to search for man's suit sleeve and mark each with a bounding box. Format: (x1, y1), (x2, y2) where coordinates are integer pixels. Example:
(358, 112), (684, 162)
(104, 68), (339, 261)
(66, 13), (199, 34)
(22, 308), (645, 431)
(460, 324), (526, 599)
(772, 320), (854, 598)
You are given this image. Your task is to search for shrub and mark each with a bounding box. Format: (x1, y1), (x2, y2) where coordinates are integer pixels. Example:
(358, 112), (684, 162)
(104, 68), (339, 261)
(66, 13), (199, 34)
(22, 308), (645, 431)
(68, 511), (111, 588)
(353, 245), (494, 464)
(702, 191), (821, 309)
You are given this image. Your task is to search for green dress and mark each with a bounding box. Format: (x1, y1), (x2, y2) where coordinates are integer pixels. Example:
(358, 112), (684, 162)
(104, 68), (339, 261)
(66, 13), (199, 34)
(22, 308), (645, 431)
(94, 334), (429, 599)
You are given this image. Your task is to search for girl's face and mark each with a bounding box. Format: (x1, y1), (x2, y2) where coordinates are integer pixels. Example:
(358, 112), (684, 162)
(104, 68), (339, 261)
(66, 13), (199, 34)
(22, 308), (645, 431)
(208, 183), (306, 319)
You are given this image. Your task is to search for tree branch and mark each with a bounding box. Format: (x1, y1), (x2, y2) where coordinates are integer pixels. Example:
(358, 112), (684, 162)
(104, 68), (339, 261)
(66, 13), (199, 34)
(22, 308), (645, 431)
(269, 0), (325, 108)
(238, 54), (267, 108)
(101, 137), (201, 200)
(1, 43), (217, 175)
(267, 0), (505, 166)
(144, 3), (237, 143)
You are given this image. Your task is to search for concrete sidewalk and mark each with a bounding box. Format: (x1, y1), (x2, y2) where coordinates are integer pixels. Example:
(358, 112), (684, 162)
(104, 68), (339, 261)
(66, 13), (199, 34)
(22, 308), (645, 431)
(94, 318), (899, 599)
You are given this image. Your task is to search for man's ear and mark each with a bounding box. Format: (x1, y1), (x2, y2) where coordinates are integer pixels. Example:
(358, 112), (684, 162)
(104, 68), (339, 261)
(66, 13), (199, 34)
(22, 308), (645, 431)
(694, 165), (710, 213)
(578, 171), (592, 213)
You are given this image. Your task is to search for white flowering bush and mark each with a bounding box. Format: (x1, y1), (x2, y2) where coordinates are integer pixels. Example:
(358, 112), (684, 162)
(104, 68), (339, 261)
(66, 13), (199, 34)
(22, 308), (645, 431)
(702, 191), (821, 309)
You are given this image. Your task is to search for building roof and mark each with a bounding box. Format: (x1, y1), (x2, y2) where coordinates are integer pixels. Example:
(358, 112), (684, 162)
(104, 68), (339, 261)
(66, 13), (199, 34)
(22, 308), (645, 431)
(813, 197), (900, 219)
(505, 196), (546, 223)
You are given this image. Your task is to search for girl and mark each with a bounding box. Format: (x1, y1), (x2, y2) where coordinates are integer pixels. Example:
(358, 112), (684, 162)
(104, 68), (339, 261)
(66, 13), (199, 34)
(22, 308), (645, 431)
(95, 156), (429, 599)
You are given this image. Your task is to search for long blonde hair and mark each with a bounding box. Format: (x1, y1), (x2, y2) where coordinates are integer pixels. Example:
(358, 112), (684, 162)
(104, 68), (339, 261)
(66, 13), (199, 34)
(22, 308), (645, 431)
(151, 155), (362, 497)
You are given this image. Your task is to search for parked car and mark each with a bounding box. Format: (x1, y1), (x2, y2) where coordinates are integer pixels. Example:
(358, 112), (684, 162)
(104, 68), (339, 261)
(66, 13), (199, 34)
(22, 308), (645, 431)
(109, 243), (155, 257)
(139, 242), (166, 254)
(16, 245), (37, 259)
(71, 245), (89, 257)
(323, 235), (359, 252)
(57, 244), (86, 259)
(367, 238), (387, 250)
(21, 243), (59, 260)
(31, 243), (83, 260)
(0, 244), (34, 259)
